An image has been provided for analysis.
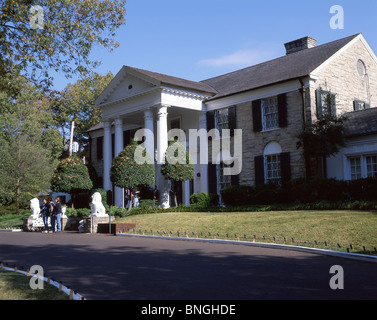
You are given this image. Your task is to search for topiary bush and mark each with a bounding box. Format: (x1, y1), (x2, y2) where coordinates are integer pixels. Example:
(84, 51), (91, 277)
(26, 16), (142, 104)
(51, 155), (93, 193)
(110, 140), (155, 189)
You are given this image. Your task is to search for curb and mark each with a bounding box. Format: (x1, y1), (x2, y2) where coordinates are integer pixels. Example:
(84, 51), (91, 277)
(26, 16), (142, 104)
(116, 233), (377, 264)
(0, 263), (85, 300)
(0, 229), (23, 232)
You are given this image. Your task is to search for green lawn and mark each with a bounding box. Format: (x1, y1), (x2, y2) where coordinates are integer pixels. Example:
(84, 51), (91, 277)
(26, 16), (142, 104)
(0, 213), (29, 229)
(116, 210), (377, 254)
(0, 269), (69, 300)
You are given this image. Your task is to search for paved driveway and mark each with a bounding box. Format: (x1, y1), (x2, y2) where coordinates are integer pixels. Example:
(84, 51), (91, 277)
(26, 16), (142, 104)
(0, 231), (376, 300)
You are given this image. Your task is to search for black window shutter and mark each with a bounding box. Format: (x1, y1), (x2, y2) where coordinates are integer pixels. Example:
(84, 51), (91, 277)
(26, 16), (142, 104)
(329, 93), (336, 117)
(208, 163), (217, 194)
(353, 100), (360, 111)
(252, 100), (262, 132)
(228, 105), (237, 137)
(280, 152), (291, 184)
(230, 157), (240, 186)
(254, 155), (264, 186)
(316, 90), (323, 118)
(278, 93), (288, 128)
(207, 111), (215, 131)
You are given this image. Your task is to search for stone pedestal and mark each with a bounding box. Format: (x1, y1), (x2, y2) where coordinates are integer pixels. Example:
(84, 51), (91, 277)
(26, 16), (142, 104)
(23, 216), (115, 233)
(81, 216), (115, 234)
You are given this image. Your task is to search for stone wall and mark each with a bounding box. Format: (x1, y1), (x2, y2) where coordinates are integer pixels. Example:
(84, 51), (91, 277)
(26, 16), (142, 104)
(237, 90), (306, 186)
(311, 37), (377, 118)
(23, 216), (115, 233)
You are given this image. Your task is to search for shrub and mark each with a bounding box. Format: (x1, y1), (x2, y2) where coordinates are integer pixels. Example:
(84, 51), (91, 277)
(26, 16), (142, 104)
(110, 140), (155, 189)
(51, 155), (93, 193)
(190, 192), (215, 208)
(220, 185), (255, 206)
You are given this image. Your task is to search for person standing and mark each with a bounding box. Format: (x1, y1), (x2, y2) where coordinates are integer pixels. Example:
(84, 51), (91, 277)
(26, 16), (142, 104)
(49, 198), (56, 233)
(54, 197), (62, 232)
(124, 188), (131, 209)
(40, 198), (50, 233)
(153, 185), (159, 206)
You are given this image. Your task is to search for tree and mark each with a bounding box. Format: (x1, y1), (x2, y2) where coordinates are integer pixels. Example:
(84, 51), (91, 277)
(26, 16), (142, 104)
(297, 91), (346, 178)
(161, 140), (194, 206)
(51, 154), (93, 207)
(0, 77), (62, 213)
(0, 0), (126, 96)
(110, 140), (155, 209)
(51, 72), (113, 152)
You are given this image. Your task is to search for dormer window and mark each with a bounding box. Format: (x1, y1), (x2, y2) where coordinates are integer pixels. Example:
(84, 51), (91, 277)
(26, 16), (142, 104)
(354, 100), (370, 111)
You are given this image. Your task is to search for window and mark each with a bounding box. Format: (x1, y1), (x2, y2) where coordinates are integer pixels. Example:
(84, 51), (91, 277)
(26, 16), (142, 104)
(348, 154), (377, 180)
(366, 155), (377, 178)
(265, 154), (281, 185)
(252, 93), (287, 132)
(262, 96), (279, 130)
(353, 100), (370, 111)
(316, 89), (336, 117)
(357, 59), (366, 77)
(350, 157), (362, 180)
(255, 142), (291, 186)
(216, 108), (229, 132)
(170, 118), (181, 130)
(218, 162), (231, 190)
(209, 106), (237, 138)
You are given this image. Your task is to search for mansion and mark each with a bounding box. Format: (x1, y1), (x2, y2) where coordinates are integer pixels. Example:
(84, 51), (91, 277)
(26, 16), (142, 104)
(88, 33), (377, 208)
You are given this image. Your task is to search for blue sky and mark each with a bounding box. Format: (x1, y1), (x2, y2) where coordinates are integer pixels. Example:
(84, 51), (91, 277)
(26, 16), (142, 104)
(53, 0), (377, 91)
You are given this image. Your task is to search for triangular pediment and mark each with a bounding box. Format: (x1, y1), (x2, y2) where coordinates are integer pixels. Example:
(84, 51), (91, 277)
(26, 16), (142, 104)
(95, 66), (160, 106)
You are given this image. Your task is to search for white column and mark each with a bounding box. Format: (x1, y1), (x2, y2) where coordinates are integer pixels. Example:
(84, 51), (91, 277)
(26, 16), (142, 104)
(156, 105), (169, 208)
(144, 109), (155, 163)
(103, 120), (112, 192)
(114, 118), (124, 207)
(199, 112), (209, 194)
(157, 105), (168, 165)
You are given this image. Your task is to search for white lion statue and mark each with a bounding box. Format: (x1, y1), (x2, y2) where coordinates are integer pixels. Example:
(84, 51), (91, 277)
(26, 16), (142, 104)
(30, 198), (41, 219)
(89, 192), (108, 217)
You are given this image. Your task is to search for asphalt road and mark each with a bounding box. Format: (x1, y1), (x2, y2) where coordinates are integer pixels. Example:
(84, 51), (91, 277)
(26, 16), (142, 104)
(0, 231), (376, 300)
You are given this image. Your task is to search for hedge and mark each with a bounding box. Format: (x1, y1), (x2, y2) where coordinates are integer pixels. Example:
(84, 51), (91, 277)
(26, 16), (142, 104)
(220, 178), (377, 206)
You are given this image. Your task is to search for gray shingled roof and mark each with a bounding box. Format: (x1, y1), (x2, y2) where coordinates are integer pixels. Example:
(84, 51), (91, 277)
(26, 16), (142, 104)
(126, 66), (218, 95)
(201, 34), (360, 100)
(343, 108), (377, 138)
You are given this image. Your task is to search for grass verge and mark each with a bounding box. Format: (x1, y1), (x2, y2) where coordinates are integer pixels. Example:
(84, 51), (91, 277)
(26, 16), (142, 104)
(116, 210), (377, 254)
(0, 269), (69, 300)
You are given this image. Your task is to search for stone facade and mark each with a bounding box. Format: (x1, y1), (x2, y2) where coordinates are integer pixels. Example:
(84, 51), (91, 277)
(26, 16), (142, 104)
(310, 38), (377, 119)
(237, 90), (306, 186)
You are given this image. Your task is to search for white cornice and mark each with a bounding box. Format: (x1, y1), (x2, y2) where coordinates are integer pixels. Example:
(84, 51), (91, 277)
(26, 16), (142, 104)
(98, 87), (161, 108)
(161, 86), (212, 100)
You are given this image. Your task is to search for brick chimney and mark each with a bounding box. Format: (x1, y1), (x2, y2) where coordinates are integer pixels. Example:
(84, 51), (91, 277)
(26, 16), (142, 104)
(284, 36), (317, 55)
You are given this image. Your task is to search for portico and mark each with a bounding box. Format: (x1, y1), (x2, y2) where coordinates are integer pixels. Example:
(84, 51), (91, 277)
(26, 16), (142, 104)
(94, 66), (216, 208)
